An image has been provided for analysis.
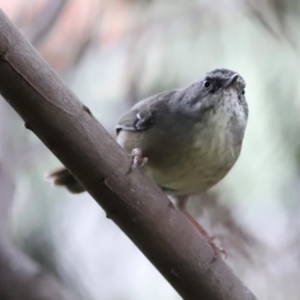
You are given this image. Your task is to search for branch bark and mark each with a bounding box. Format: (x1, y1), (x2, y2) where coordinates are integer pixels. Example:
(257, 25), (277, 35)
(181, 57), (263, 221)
(0, 9), (258, 300)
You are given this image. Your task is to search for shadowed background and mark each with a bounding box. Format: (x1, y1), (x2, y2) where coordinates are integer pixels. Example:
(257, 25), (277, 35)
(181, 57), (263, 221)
(1, 0), (300, 299)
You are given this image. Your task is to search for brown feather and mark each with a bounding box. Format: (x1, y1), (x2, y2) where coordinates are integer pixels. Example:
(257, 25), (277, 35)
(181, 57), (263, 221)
(47, 167), (85, 194)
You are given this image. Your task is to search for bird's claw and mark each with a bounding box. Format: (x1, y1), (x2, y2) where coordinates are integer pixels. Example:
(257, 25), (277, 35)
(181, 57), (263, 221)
(127, 148), (148, 174)
(207, 236), (227, 262)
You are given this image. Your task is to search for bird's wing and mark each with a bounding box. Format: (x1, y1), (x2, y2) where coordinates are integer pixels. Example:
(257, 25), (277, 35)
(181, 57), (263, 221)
(115, 90), (178, 134)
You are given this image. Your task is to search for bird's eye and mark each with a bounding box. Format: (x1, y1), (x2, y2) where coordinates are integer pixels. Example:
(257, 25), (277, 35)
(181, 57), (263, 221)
(242, 89), (245, 95)
(204, 80), (211, 89)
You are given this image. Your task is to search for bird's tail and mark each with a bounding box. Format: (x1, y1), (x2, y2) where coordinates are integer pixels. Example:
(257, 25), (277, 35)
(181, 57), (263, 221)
(46, 167), (85, 194)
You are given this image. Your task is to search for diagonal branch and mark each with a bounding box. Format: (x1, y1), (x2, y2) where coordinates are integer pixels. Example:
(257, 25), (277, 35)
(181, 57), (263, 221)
(0, 9), (258, 300)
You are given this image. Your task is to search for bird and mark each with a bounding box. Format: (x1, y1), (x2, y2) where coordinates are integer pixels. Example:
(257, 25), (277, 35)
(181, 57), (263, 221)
(47, 68), (248, 256)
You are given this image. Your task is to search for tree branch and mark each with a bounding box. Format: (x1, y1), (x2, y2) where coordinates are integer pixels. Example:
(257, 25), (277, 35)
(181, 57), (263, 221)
(0, 9), (258, 300)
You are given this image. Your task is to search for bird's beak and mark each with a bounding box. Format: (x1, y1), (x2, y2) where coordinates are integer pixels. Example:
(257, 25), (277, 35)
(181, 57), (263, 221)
(222, 74), (239, 89)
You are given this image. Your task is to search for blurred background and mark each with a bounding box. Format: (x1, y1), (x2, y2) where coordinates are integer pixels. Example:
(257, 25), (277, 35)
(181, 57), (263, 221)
(0, 0), (300, 299)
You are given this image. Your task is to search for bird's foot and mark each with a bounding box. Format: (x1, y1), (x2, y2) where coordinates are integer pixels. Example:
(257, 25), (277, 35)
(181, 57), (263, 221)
(207, 236), (227, 262)
(179, 207), (227, 262)
(127, 148), (148, 174)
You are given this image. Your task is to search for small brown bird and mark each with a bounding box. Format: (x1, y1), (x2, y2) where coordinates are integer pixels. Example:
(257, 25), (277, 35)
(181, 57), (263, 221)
(48, 68), (248, 255)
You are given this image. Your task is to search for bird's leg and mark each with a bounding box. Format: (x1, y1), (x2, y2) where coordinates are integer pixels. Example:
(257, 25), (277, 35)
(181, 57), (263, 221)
(176, 196), (226, 261)
(127, 148), (148, 174)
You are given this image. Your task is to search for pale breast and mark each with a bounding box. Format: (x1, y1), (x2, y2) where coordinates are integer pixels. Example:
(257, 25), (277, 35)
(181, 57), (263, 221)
(150, 131), (241, 196)
(145, 104), (244, 196)
(117, 95), (246, 196)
